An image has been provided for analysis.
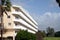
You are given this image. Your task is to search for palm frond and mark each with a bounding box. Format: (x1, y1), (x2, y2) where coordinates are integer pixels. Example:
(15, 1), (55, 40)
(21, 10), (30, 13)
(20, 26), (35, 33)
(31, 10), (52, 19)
(1, 0), (6, 5)
(1, 0), (12, 16)
(5, 0), (11, 11)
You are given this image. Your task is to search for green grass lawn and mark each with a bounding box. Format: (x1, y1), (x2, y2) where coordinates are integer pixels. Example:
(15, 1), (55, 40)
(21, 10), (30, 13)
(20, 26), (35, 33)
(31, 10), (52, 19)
(44, 37), (60, 40)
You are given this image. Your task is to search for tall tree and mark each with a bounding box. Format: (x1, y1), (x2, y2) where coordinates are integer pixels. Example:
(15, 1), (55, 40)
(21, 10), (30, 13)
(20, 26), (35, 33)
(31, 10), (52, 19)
(36, 30), (43, 40)
(42, 30), (46, 37)
(0, 0), (11, 40)
(46, 27), (55, 37)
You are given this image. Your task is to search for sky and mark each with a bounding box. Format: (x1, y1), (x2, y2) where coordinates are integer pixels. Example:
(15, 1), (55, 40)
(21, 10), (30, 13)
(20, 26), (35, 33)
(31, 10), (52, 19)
(11, 0), (60, 31)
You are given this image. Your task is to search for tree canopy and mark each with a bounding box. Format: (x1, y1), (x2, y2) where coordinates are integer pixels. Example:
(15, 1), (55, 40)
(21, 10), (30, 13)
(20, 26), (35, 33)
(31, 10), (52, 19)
(1, 0), (11, 12)
(55, 31), (60, 37)
(46, 27), (55, 37)
(15, 30), (36, 40)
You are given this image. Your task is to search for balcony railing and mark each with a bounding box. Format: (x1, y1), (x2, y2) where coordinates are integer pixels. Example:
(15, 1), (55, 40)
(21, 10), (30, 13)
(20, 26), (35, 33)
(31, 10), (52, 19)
(12, 11), (38, 29)
(14, 26), (36, 34)
(14, 18), (38, 32)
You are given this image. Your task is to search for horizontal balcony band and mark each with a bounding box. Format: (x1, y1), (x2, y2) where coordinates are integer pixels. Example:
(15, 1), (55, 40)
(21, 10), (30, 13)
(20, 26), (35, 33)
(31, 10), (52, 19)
(14, 26), (36, 34)
(14, 19), (38, 32)
(28, 29), (36, 34)
(12, 11), (38, 29)
(14, 22), (38, 32)
(12, 5), (38, 25)
(14, 26), (27, 30)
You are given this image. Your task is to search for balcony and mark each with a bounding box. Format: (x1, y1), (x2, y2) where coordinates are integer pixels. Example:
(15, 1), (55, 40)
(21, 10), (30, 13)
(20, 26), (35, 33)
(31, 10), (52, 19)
(14, 25), (36, 34)
(14, 18), (38, 32)
(12, 11), (38, 29)
(28, 29), (36, 34)
(14, 25), (27, 30)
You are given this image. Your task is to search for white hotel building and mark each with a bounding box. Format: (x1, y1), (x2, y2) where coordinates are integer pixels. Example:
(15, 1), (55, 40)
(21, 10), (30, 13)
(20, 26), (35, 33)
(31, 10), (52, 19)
(0, 5), (38, 40)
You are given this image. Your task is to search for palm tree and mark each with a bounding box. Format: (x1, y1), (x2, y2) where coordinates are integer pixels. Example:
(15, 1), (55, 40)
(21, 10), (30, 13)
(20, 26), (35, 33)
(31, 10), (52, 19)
(0, 0), (11, 40)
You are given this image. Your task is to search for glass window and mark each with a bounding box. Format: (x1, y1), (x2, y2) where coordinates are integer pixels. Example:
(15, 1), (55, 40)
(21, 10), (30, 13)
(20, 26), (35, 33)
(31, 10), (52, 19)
(8, 23), (11, 25)
(8, 16), (10, 18)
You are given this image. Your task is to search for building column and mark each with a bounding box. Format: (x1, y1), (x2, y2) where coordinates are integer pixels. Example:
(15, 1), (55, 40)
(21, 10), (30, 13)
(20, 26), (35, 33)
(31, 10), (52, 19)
(13, 36), (15, 40)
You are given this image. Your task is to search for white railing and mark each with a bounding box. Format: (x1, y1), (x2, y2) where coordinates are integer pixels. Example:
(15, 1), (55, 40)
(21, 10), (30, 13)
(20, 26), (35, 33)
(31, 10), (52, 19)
(14, 26), (36, 34)
(14, 19), (38, 32)
(12, 11), (38, 29)
(12, 5), (38, 25)
(14, 25), (27, 30)
(28, 29), (36, 34)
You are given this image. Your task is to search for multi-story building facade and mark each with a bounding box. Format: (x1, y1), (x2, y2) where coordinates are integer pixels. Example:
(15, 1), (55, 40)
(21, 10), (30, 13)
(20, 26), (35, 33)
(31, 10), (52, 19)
(0, 5), (38, 40)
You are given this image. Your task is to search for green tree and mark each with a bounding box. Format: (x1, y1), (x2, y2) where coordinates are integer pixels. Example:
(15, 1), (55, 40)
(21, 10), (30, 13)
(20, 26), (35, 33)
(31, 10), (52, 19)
(55, 31), (60, 37)
(36, 30), (44, 40)
(15, 30), (36, 40)
(42, 30), (46, 37)
(46, 27), (55, 37)
(0, 0), (11, 40)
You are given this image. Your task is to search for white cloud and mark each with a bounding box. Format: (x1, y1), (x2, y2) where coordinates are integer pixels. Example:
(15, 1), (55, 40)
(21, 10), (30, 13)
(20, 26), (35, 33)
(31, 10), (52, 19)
(36, 12), (60, 31)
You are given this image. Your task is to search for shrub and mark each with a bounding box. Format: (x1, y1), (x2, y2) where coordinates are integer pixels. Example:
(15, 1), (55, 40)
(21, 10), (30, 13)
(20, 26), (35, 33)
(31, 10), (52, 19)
(55, 31), (60, 37)
(15, 30), (36, 40)
(36, 30), (44, 40)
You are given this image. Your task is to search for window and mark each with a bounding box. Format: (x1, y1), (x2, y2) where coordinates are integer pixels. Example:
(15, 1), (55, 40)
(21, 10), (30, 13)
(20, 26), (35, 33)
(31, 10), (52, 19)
(15, 16), (19, 19)
(8, 16), (10, 18)
(15, 8), (20, 12)
(15, 30), (19, 33)
(8, 23), (11, 25)
(15, 16), (20, 19)
(15, 23), (18, 26)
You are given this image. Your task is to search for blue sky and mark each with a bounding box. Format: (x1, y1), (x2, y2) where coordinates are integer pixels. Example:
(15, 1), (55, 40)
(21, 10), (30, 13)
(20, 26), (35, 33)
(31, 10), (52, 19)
(11, 0), (60, 31)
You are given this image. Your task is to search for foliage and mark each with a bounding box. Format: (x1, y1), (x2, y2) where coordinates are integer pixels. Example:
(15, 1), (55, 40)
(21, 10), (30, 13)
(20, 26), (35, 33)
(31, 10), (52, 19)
(55, 31), (60, 37)
(36, 30), (45, 40)
(1, 0), (11, 12)
(42, 30), (46, 37)
(46, 27), (55, 37)
(15, 30), (36, 40)
(0, 0), (11, 40)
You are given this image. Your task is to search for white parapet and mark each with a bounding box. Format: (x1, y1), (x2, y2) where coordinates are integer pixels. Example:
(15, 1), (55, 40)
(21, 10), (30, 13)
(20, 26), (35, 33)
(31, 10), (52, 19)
(14, 18), (38, 32)
(28, 29), (36, 34)
(12, 5), (38, 25)
(12, 11), (38, 29)
(14, 25), (27, 30)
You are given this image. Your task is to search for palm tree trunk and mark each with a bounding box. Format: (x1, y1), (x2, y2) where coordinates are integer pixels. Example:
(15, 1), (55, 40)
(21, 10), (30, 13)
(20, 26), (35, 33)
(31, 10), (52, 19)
(1, 29), (3, 40)
(0, 5), (3, 40)
(0, 0), (11, 40)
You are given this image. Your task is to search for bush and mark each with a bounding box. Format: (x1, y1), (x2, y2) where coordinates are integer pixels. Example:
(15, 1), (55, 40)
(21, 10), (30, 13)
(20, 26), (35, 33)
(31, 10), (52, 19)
(55, 31), (60, 37)
(36, 30), (44, 40)
(15, 30), (36, 40)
